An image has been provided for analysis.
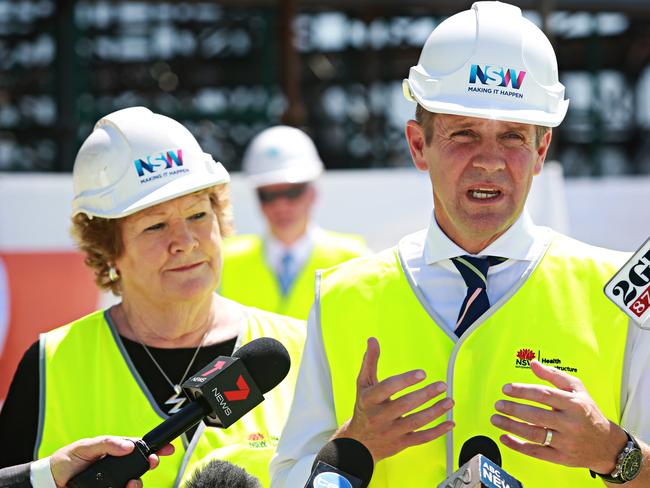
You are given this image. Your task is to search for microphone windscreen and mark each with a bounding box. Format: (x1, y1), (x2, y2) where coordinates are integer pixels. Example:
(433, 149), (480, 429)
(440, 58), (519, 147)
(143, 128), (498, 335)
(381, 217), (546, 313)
(459, 435), (502, 467)
(233, 337), (291, 394)
(184, 459), (261, 488)
(311, 438), (374, 488)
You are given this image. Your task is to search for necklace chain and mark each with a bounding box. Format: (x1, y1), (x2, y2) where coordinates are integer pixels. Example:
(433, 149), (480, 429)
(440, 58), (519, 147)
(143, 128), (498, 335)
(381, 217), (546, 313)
(138, 329), (209, 395)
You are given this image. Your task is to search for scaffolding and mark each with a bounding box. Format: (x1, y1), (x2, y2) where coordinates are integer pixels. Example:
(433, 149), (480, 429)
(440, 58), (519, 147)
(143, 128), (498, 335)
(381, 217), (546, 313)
(1, 0), (649, 175)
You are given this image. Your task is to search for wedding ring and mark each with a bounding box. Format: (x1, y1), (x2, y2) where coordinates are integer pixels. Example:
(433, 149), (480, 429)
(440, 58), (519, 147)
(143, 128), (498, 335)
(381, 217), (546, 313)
(542, 428), (553, 447)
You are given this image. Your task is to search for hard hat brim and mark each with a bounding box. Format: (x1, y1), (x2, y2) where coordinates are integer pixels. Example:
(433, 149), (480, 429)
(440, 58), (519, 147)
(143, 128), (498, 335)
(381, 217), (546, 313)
(246, 162), (322, 188)
(414, 96), (569, 128)
(72, 161), (230, 219)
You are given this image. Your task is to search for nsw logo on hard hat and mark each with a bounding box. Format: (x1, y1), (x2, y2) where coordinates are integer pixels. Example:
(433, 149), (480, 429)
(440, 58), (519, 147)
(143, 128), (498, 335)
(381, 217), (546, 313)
(133, 148), (188, 181)
(469, 65), (526, 89)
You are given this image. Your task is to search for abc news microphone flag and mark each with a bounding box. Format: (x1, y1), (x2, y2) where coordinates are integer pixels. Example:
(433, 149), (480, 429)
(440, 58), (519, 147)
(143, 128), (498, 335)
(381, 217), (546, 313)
(437, 436), (523, 488)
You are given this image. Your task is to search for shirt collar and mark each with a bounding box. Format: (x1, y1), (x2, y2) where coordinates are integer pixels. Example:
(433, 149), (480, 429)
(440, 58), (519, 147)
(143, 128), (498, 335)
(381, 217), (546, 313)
(423, 208), (542, 265)
(265, 224), (320, 269)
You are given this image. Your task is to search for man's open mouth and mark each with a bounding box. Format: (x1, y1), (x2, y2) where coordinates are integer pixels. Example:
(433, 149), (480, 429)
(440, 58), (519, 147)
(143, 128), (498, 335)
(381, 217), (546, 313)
(468, 188), (501, 200)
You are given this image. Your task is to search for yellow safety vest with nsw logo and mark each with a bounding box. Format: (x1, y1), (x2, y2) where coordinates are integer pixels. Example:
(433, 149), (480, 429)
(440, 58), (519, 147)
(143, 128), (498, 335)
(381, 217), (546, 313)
(318, 233), (630, 488)
(220, 231), (367, 320)
(36, 308), (305, 487)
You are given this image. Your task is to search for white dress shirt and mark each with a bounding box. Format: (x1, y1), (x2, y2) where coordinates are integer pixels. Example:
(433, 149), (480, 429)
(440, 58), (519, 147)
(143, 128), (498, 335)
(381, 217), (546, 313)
(30, 457), (55, 487)
(270, 210), (650, 487)
(265, 226), (322, 280)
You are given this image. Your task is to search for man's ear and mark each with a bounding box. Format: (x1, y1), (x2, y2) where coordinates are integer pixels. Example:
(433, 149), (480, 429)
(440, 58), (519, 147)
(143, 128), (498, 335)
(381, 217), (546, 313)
(534, 128), (553, 175)
(405, 120), (429, 172)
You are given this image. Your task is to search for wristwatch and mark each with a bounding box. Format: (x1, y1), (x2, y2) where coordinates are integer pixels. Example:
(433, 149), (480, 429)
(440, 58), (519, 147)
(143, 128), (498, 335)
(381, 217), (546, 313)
(590, 429), (643, 484)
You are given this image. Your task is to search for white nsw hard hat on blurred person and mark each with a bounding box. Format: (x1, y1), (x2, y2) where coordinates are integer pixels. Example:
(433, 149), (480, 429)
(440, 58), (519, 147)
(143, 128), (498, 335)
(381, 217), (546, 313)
(242, 125), (324, 188)
(402, 1), (569, 127)
(72, 106), (230, 219)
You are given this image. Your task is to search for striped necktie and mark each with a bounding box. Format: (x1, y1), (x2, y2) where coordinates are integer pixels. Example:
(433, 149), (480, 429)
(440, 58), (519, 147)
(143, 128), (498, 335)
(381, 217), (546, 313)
(278, 252), (295, 296)
(452, 255), (506, 337)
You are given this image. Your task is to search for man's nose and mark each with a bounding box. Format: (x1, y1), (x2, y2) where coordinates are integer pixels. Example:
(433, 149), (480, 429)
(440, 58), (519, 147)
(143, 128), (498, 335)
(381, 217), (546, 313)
(472, 142), (506, 173)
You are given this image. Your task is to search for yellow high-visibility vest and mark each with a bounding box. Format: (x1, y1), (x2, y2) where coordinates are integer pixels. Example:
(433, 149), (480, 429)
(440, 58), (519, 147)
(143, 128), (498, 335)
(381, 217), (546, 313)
(220, 231), (367, 320)
(319, 234), (629, 487)
(37, 308), (305, 487)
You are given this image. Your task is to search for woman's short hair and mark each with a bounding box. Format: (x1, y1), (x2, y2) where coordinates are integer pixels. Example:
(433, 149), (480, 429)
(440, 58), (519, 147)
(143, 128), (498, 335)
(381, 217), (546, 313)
(71, 184), (233, 295)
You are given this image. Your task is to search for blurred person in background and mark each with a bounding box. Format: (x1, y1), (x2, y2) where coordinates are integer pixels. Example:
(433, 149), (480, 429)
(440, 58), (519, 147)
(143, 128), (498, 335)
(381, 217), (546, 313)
(271, 2), (650, 487)
(0, 435), (173, 488)
(219, 126), (368, 320)
(0, 107), (304, 487)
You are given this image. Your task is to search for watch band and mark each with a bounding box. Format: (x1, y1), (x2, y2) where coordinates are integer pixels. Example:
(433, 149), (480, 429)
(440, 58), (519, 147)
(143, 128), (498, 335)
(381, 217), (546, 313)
(590, 429), (642, 484)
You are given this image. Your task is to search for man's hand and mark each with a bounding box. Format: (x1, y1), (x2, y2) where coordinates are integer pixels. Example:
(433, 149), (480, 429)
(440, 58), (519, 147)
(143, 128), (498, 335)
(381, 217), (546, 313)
(50, 436), (175, 488)
(490, 359), (627, 474)
(332, 337), (454, 463)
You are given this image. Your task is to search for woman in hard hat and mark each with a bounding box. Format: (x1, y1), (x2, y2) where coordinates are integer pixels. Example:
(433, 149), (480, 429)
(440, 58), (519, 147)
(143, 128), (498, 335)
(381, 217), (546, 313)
(0, 107), (304, 487)
(219, 125), (368, 320)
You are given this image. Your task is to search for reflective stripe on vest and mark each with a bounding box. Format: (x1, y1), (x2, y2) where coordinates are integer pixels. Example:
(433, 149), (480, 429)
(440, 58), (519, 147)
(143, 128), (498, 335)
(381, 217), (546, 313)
(220, 231), (367, 319)
(37, 308), (305, 488)
(319, 234), (629, 488)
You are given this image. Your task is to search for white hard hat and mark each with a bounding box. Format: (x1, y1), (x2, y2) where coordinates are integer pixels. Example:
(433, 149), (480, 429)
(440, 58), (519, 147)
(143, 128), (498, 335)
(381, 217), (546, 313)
(402, 1), (569, 127)
(242, 125), (324, 188)
(72, 106), (230, 219)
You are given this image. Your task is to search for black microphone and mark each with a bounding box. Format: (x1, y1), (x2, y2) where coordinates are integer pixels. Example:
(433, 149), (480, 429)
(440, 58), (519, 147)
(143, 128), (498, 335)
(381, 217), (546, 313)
(184, 459), (262, 488)
(68, 337), (291, 488)
(459, 435), (502, 467)
(303, 438), (374, 488)
(437, 436), (523, 488)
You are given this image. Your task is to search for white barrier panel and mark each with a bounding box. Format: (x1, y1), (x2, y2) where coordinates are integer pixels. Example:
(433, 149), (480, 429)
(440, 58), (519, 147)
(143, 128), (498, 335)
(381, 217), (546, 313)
(565, 176), (650, 252)
(2, 167), (647, 253)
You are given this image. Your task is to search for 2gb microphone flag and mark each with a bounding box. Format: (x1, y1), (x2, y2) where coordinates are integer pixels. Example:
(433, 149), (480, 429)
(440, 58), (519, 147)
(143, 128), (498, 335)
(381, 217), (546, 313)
(604, 237), (650, 328)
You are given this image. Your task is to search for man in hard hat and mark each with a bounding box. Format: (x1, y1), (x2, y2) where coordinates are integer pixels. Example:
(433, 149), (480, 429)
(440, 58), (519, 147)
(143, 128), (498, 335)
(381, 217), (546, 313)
(271, 2), (650, 487)
(219, 125), (368, 320)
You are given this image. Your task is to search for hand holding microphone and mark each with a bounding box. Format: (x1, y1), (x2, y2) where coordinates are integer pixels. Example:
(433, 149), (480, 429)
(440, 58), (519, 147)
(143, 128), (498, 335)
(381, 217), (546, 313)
(47, 436), (174, 488)
(68, 337), (291, 488)
(333, 337), (454, 462)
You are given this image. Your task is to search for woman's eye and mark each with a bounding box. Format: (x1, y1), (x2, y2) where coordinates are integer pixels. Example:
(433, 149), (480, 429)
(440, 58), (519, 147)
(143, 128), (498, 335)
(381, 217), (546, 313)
(189, 212), (207, 221)
(144, 222), (165, 232)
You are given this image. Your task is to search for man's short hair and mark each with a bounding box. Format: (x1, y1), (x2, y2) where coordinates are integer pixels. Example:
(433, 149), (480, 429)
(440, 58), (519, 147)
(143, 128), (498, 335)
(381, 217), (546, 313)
(415, 104), (549, 147)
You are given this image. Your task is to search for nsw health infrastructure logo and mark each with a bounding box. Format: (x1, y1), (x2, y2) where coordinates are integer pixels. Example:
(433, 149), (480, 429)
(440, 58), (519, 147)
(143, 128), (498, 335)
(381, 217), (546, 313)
(314, 472), (353, 488)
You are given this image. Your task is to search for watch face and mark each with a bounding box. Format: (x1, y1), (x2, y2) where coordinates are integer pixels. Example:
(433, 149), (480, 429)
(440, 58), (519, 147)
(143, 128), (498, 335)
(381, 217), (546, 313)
(621, 448), (643, 481)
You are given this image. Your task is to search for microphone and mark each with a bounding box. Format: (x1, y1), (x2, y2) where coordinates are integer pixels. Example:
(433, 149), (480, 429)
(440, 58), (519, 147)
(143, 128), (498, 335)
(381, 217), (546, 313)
(459, 436), (502, 467)
(437, 436), (523, 488)
(68, 337), (291, 488)
(303, 438), (374, 488)
(604, 237), (650, 328)
(184, 459), (262, 488)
